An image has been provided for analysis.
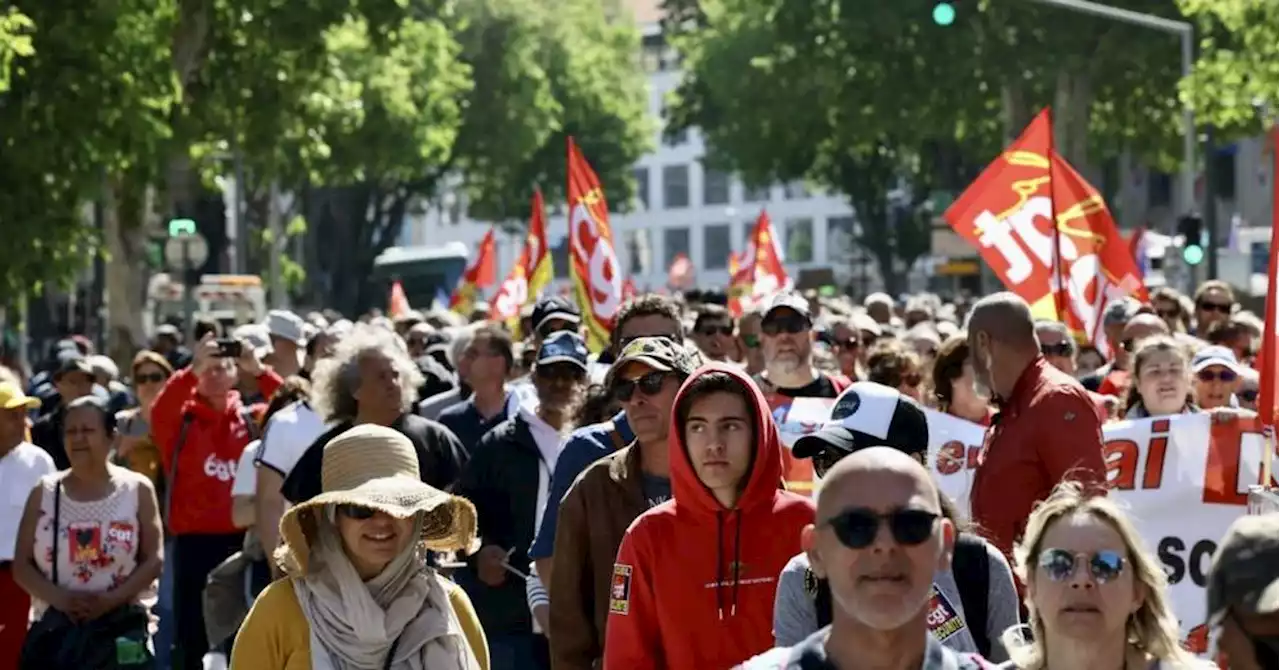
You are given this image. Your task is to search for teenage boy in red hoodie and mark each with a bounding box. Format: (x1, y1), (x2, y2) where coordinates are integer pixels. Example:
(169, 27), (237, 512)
(604, 364), (815, 669)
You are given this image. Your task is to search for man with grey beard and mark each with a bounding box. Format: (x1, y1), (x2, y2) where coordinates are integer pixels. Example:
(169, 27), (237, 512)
(755, 292), (852, 400)
(455, 331), (591, 670)
(739, 448), (992, 669)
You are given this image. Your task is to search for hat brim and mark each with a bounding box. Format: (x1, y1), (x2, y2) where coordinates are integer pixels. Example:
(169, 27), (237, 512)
(536, 355), (589, 371)
(1, 397), (40, 410)
(1192, 359), (1240, 374)
(534, 312), (582, 332)
(792, 426), (857, 460)
(278, 475), (477, 575)
(603, 355), (675, 388)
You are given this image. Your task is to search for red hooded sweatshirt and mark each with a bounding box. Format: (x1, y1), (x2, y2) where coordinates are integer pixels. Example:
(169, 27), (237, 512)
(603, 365), (815, 670)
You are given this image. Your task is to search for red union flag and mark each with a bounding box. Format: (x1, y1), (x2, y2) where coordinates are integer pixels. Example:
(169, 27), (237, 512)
(388, 280), (411, 318)
(567, 137), (623, 352)
(1258, 127), (1279, 444)
(728, 210), (790, 316)
(943, 108), (1147, 356)
(450, 228), (497, 314)
(490, 190), (553, 337)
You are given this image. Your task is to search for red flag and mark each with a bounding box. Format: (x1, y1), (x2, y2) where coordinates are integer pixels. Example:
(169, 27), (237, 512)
(490, 191), (554, 336)
(728, 211), (789, 316)
(388, 280), (411, 318)
(668, 253), (695, 290)
(622, 278), (638, 302)
(450, 228), (497, 313)
(944, 108), (1147, 357)
(1257, 127), (1279, 443)
(567, 137), (624, 352)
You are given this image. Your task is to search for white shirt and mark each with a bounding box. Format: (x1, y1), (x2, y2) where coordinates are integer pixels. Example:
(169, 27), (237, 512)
(254, 401), (325, 478)
(0, 442), (56, 561)
(232, 440), (260, 498)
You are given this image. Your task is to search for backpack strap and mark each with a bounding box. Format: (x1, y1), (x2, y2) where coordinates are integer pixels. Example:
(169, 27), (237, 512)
(240, 405), (262, 442)
(163, 413), (195, 523)
(953, 532), (991, 658)
(606, 421), (626, 452)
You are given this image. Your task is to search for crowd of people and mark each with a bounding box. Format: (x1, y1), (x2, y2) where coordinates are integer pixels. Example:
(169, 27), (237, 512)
(0, 278), (1275, 670)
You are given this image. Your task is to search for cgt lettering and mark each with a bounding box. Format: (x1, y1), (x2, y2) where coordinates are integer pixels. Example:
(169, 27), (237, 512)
(1157, 536), (1216, 587)
(204, 454), (236, 482)
(935, 440), (981, 476)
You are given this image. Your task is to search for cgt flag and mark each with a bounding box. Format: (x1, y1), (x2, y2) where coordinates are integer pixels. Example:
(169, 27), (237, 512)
(567, 137), (624, 352)
(943, 108), (1147, 357)
(728, 210), (790, 316)
(450, 227), (497, 315)
(490, 190), (554, 338)
(1258, 127), (1279, 451)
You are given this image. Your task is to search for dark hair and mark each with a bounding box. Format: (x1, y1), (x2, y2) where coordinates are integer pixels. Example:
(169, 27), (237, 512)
(263, 376), (312, 427)
(866, 340), (921, 390)
(1193, 280), (1235, 306)
(611, 294), (684, 353)
(193, 318), (222, 341)
(64, 396), (116, 436)
(693, 304), (734, 333)
(472, 324), (515, 372)
(574, 384), (620, 429)
(1204, 319), (1249, 347)
(1123, 336), (1192, 415)
(931, 334), (969, 410)
(674, 371), (756, 436)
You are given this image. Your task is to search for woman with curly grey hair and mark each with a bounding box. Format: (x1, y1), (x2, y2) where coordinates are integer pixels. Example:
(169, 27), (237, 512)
(281, 324), (468, 506)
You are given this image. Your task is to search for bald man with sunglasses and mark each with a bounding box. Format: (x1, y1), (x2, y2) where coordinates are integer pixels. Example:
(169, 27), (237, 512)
(547, 337), (701, 670)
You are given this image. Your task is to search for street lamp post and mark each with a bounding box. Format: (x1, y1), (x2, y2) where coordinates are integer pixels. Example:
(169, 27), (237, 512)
(1027, 0), (1197, 229)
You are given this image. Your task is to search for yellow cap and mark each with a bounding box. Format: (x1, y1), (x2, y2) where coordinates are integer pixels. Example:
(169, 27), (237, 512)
(0, 382), (41, 411)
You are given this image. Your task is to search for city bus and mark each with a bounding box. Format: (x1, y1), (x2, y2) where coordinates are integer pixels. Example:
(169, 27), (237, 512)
(369, 242), (470, 313)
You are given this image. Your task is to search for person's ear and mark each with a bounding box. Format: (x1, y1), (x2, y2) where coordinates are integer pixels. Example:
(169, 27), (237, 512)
(801, 524), (825, 578)
(937, 517), (956, 573)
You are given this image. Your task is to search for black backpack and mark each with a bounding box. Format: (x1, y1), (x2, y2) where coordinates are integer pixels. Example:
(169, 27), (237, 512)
(813, 532), (992, 657)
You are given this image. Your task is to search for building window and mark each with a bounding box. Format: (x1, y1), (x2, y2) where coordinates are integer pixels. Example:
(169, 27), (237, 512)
(786, 218), (813, 263)
(664, 227), (691, 269)
(702, 166), (730, 206)
(743, 183), (771, 203)
(703, 224), (731, 269)
(622, 228), (652, 276)
(551, 235), (570, 280)
(663, 165), (690, 209)
(783, 180), (810, 200)
(633, 167), (650, 211)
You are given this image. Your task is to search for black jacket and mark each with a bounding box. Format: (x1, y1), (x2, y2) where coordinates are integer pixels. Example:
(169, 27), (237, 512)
(454, 412), (549, 636)
(31, 406), (69, 470)
(281, 413), (467, 504)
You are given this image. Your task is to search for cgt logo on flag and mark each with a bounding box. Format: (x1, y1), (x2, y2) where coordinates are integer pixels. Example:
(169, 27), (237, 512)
(609, 564), (633, 615)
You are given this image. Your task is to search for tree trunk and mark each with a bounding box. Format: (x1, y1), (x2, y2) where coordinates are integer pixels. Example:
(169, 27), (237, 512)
(1052, 69), (1092, 170)
(103, 174), (152, 369)
(1001, 84), (1031, 144)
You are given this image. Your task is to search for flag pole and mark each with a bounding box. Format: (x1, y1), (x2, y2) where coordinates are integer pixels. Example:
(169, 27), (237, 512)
(1047, 107), (1068, 325)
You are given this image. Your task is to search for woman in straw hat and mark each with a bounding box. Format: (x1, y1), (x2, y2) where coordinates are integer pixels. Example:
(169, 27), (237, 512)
(232, 424), (488, 670)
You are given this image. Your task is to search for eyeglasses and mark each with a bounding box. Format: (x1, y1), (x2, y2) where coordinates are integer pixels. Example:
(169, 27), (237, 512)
(823, 508), (939, 549)
(697, 325), (734, 337)
(1156, 308), (1180, 320)
(1041, 342), (1073, 358)
(811, 449), (842, 478)
(336, 504), (378, 521)
(1197, 369), (1238, 383)
(612, 371), (673, 402)
(1240, 388), (1260, 403)
(1037, 548), (1126, 584)
(834, 338), (861, 351)
(1197, 301), (1233, 315)
(135, 372), (168, 385)
(761, 314), (809, 336)
(1121, 339), (1136, 353)
(741, 334), (761, 349)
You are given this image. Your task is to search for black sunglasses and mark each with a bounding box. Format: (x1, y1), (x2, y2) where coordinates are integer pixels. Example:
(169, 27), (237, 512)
(834, 337), (861, 350)
(1240, 388), (1260, 402)
(612, 371), (674, 402)
(1197, 301), (1233, 315)
(762, 314), (809, 336)
(135, 372), (168, 385)
(1041, 342), (1073, 358)
(823, 508), (939, 549)
(1038, 548), (1126, 584)
(336, 504), (378, 520)
(1156, 308), (1181, 319)
(697, 325), (734, 337)
(1197, 369), (1238, 383)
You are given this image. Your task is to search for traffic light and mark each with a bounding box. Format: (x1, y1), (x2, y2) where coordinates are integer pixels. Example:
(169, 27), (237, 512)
(167, 218), (196, 237)
(932, 2), (956, 26)
(1177, 213), (1204, 266)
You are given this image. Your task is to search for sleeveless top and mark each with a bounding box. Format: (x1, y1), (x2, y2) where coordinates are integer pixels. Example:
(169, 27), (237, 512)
(30, 469), (154, 617)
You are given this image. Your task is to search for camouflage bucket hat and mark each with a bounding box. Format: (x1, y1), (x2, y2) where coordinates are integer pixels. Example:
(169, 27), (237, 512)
(605, 336), (702, 387)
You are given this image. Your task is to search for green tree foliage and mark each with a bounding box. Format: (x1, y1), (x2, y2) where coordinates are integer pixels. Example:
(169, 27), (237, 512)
(0, 7), (34, 93)
(1178, 0), (1278, 135)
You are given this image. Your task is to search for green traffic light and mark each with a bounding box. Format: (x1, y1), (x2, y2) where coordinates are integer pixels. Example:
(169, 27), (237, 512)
(932, 2), (956, 26)
(168, 218), (196, 237)
(1182, 245), (1204, 266)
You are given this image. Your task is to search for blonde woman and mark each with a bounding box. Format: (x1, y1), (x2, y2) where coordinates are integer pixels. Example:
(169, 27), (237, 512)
(233, 424), (488, 670)
(999, 482), (1206, 670)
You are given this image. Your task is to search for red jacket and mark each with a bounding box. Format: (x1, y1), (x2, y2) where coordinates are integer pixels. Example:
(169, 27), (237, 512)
(151, 367), (282, 535)
(970, 357), (1106, 560)
(603, 365), (815, 670)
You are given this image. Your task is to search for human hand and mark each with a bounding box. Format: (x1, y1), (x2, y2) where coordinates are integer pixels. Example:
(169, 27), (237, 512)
(236, 339), (264, 376)
(476, 544), (509, 587)
(192, 333), (218, 375)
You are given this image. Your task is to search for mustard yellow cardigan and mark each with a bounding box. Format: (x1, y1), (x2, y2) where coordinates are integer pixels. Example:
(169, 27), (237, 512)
(231, 578), (489, 670)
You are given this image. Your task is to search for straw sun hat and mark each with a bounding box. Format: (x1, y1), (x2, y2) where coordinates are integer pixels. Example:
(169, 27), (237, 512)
(277, 424), (478, 574)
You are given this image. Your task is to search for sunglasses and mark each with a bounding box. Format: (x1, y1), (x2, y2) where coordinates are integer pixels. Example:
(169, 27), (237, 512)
(1038, 548), (1126, 584)
(741, 334), (761, 349)
(1240, 388), (1260, 402)
(336, 504), (378, 520)
(1156, 308), (1181, 319)
(1197, 301), (1232, 315)
(135, 372), (168, 385)
(834, 337), (861, 351)
(1121, 339), (1136, 353)
(1197, 369), (1238, 383)
(811, 450), (842, 478)
(697, 325), (734, 337)
(1041, 342), (1073, 358)
(823, 508), (939, 549)
(762, 314), (809, 336)
(612, 371), (673, 402)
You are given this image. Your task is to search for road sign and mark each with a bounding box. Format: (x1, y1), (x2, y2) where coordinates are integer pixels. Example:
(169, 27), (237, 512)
(164, 232), (209, 270)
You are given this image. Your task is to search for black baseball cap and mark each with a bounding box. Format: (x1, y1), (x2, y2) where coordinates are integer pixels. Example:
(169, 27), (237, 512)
(793, 382), (929, 460)
(532, 296), (582, 333)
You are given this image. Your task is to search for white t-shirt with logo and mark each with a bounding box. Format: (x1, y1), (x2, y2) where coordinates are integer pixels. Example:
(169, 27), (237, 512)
(255, 401), (325, 479)
(0, 442), (56, 561)
(232, 440), (261, 498)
